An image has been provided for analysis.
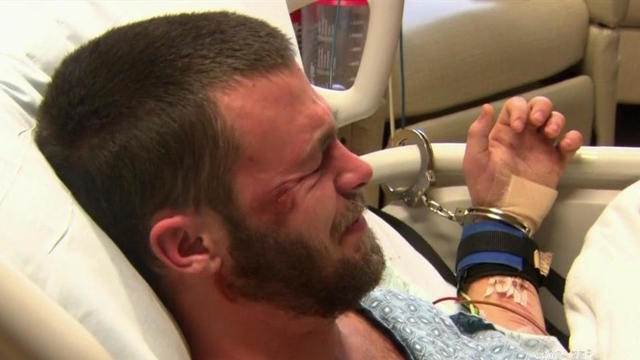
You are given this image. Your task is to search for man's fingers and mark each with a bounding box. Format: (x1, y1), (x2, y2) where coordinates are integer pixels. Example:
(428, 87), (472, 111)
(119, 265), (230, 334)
(528, 96), (553, 127)
(558, 130), (583, 161)
(499, 96), (528, 132)
(543, 111), (565, 139)
(466, 104), (494, 157)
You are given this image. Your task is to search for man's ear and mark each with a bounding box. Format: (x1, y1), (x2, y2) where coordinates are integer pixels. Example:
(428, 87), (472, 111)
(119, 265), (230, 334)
(149, 214), (222, 275)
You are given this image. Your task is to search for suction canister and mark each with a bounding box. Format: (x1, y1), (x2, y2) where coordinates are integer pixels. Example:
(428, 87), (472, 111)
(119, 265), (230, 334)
(300, 0), (369, 90)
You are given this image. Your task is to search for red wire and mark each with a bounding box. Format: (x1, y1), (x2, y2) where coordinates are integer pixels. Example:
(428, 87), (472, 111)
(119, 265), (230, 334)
(432, 296), (461, 306)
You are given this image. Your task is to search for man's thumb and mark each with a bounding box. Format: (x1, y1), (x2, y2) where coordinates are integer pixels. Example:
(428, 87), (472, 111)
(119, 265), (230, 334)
(465, 104), (494, 159)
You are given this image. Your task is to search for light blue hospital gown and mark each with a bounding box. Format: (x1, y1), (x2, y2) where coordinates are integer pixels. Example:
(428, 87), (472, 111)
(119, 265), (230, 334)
(360, 288), (593, 359)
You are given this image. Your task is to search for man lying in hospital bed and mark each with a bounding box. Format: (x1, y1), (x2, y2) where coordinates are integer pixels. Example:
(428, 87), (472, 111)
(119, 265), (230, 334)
(0, 3), (637, 360)
(34, 10), (583, 360)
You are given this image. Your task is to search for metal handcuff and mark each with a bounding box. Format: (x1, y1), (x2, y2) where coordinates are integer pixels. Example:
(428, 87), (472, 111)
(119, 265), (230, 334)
(381, 128), (460, 222)
(380, 128), (534, 238)
(381, 129), (552, 284)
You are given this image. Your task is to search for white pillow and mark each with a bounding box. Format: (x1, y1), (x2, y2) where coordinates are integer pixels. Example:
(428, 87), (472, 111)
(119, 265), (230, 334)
(564, 179), (640, 359)
(0, 118), (191, 359)
(0, 88), (191, 360)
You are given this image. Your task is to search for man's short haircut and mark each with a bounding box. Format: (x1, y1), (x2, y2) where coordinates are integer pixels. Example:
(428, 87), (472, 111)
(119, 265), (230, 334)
(35, 12), (296, 289)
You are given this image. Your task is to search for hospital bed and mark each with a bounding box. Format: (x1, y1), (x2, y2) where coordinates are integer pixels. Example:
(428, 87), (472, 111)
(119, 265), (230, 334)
(1, 1), (639, 359)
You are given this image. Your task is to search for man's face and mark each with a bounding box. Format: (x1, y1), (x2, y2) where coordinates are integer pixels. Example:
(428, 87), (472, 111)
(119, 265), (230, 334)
(214, 66), (385, 317)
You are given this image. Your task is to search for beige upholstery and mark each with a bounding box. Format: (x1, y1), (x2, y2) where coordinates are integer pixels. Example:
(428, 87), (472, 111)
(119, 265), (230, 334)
(585, 0), (631, 26)
(390, 0), (620, 145)
(393, 1), (588, 116)
(586, 0), (640, 26)
(582, 25), (620, 145)
(617, 27), (640, 102)
(415, 76), (594, 144)
(623, 0), (640, 25)
(586, 0), (640, 103)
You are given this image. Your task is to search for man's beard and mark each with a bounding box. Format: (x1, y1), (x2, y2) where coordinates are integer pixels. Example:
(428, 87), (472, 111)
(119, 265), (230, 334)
(222, 199), (386, 318)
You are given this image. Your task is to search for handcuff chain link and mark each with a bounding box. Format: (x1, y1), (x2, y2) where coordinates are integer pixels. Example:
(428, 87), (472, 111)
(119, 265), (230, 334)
(420, 194), (461, 224)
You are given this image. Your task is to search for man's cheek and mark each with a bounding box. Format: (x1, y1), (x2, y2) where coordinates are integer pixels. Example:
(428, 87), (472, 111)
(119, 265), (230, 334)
(247, 190), (296, 229)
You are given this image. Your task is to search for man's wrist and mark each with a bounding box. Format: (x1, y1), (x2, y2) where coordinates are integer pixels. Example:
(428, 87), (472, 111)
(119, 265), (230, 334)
(458, 207), (533, 238)
(494, 175), (558, 234)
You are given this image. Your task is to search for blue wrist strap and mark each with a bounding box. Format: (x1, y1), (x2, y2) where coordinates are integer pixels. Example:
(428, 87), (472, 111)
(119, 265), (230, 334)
(456, 251), (524, 273)
(461, 219), (525, 239)
(455, 219), (542, 288)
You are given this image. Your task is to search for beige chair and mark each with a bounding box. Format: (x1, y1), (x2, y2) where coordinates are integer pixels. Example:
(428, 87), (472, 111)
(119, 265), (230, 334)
(391, 0), (619, 145)
(586, 0), (640, 104)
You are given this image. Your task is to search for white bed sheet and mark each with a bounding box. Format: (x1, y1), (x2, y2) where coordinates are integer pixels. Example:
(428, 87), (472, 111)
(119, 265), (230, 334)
(564, 179), (640, 359)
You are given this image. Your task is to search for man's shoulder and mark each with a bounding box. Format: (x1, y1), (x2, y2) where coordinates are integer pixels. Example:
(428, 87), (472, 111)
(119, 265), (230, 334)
(360, 287), (450, 326)
(362, 287), (425, 307)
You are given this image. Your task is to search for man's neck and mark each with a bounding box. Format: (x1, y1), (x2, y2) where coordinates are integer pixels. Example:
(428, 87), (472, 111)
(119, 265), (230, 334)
(183, 297), (350, 360)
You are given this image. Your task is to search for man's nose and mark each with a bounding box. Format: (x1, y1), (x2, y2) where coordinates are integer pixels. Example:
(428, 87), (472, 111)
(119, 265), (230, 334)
(333, 142), (373, 197)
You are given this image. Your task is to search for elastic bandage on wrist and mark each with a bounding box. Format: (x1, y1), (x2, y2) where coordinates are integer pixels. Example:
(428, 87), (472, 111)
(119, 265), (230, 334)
(496, 175), (557, 234)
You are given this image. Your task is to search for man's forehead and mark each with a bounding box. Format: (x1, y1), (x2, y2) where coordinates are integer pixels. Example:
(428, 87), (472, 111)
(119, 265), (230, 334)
(213, 70), (333, 170)
(215, 67), (306, 102)
(216, 71), (331, 135)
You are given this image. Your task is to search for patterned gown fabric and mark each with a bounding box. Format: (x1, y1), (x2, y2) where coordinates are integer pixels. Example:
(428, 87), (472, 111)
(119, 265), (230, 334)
(360, 288), (593, 359)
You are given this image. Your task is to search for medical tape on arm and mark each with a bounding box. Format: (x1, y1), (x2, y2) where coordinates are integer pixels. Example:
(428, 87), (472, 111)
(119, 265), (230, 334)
(497, 175), (557, 234)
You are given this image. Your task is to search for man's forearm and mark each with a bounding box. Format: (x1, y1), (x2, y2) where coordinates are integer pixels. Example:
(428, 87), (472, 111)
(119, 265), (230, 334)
(455, 219), (549, 335)
(466, 276), (545, 335)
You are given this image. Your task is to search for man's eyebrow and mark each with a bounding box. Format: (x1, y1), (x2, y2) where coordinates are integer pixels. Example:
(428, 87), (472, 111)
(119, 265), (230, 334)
(317, 126), (337, 152)
(301, 126), (336, 165)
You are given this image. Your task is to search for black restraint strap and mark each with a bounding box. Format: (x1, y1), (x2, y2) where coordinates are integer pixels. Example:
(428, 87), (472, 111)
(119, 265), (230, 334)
(368, 207), (457, 286)
(545, 318), (569, 350)
(544, 268), (566, 305)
